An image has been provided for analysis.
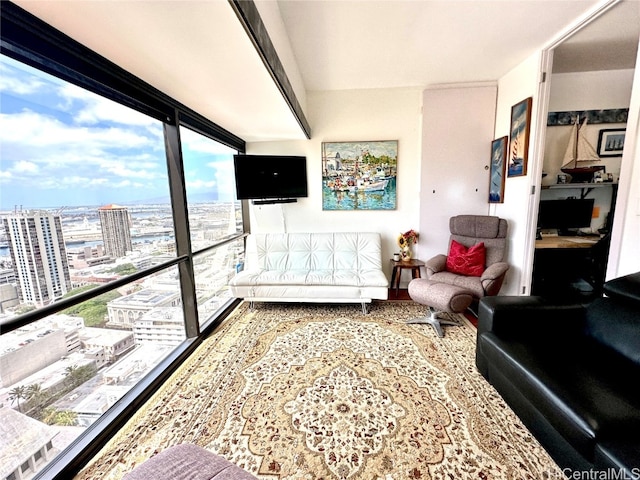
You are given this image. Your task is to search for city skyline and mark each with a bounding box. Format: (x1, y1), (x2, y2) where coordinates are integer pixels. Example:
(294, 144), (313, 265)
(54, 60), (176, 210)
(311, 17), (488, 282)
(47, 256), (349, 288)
(0, 55), (238, 210)
(2, 211), (72, 306)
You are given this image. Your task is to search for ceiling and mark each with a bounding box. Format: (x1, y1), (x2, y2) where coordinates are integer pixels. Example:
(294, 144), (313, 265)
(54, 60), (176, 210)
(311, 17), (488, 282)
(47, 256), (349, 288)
(552, 0), (640, 73)
(10, 0), (640, 143)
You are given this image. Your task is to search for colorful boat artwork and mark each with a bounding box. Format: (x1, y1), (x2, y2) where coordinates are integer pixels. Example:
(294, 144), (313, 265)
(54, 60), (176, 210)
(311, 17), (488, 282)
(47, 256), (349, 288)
(321, 141), (398, 210)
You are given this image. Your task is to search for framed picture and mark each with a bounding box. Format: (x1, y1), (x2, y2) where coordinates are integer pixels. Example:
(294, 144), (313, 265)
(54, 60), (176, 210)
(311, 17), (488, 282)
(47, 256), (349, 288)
(507, 97), (532, 177)
(321, 140), (398, 210)
(489, 136), (507, 203)
(597, 128), (626, 157)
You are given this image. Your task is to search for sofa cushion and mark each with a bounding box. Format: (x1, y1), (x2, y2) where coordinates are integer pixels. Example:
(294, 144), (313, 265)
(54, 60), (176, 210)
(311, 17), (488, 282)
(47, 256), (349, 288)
(428, 271), (484, 298)
(594, 440), (640, 471)
(233, 268), (388, 287)
(585, 297), (640, 368)
(229, 284), (388, 301)
(252, 233), (383, 272)
(479, 333), (640, 460)
(123, 444), (257, 480)
(230, 232), (388, 305)
(603, 271), (640, 305)
(446, 239), (485, 276)
(449, 215), (507, 266)
(450, 215), (501, 238)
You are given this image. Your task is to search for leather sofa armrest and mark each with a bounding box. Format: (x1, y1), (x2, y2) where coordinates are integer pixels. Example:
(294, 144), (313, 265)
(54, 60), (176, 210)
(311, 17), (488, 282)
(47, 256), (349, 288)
(478, 296), (586, 340)
(603, 271), (640, 305)
(480, 262), (509, 296)
(425, 254), (447, 277)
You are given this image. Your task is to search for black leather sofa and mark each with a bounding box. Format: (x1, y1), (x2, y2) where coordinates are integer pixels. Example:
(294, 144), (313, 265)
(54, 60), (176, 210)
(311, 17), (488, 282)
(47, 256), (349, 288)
(476, 272), (640, 475)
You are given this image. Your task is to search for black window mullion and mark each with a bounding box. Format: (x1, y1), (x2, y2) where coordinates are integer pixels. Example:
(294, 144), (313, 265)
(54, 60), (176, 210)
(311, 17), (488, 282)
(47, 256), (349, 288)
(164, 117), (199, 338)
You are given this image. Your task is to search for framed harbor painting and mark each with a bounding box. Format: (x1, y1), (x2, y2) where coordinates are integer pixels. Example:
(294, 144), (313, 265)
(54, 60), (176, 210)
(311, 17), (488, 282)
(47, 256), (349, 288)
(507, 97), (532, 177)
(321, 140), (398, 210)
(489, 136), (507, 203)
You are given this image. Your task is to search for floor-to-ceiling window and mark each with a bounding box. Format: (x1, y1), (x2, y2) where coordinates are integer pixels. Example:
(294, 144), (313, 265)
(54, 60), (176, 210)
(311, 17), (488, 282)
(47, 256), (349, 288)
(180, 128), (245, 327)
(0, 3), (246, 478)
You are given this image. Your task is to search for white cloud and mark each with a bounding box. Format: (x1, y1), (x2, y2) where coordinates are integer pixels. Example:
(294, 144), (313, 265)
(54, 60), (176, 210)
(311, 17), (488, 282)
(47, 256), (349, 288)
(101, 160), (160, 180)
(186, 178), (217, 189)
(0, 111), (155, 151)
(0, 57), (174, 203)
(112, 180), (145, 189)
(58, 83), (159, 128)
(0, 74), (46, 95)
(0, 110), (169, 198)
(14, 160), (39, 174)
(60, 176), (93, 186)
(181, 127), (237, 155)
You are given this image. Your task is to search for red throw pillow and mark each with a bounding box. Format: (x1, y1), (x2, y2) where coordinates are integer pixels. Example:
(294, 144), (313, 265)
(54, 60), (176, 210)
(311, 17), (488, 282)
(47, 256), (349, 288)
(446, 240), (486, 277)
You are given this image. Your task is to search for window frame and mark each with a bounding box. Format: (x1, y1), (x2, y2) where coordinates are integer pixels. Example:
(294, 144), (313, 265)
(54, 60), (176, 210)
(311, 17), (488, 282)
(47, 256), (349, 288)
(0, 2), (247, 478)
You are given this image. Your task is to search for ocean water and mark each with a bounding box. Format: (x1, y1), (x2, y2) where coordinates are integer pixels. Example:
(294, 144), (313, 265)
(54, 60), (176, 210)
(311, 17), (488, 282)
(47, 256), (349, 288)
(322, 177), (397, 210)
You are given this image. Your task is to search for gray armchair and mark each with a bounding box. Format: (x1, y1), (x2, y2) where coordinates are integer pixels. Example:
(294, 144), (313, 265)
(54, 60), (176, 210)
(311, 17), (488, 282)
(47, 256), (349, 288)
(425, 215), (509, 304)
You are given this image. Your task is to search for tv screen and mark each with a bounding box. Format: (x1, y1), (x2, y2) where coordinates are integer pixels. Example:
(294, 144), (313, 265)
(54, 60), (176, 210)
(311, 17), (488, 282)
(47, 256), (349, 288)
(537, 198), (595, 232)
(233, 154), (308, 200)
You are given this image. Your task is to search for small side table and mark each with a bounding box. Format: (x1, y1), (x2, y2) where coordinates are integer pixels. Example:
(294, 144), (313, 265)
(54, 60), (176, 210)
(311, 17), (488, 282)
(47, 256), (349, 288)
(390, 259), (425, 297)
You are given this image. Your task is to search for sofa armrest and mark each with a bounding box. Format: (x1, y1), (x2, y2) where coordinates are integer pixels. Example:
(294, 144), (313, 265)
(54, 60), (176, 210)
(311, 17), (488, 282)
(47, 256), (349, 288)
(603, 271), (640, 305)
(425, 254), (447, 277)
(123, 444), (257, 480)
(480, 262), (509, 296)
(478, 296), (586, 340)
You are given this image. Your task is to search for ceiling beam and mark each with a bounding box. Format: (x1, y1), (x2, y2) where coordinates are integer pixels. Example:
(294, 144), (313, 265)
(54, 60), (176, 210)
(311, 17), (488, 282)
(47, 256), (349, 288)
(229, 0), (312, 139)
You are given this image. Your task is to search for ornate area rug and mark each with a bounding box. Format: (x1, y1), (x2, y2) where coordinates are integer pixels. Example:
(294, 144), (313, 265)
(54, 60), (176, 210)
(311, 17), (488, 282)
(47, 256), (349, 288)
(77, 302), (563, 479)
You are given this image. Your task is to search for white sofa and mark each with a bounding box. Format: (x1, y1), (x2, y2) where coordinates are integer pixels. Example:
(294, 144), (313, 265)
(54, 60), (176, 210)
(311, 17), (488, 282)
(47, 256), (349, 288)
(229, 232), (389, 313)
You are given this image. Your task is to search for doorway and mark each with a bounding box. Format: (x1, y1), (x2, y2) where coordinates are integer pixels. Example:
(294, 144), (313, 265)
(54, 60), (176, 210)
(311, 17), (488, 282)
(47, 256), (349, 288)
(531, 0), (639, 300)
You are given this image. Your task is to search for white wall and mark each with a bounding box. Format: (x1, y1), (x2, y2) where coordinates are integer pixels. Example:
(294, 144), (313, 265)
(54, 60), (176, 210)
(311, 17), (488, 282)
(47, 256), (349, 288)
(491, 52), (542, 295)
(253, 0), (307, 113)
(549, 70), (634, 111)
(609, 39), (640, 278)
(246, 87), (423, 282)
(418, 85), (496, 263)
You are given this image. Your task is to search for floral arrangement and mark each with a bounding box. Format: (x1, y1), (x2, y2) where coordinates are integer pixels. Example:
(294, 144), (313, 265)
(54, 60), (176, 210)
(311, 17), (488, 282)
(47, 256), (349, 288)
(397, 229), (419, 248)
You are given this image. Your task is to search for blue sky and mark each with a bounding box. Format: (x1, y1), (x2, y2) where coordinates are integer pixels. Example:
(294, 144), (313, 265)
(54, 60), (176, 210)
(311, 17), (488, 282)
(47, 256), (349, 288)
(0, 55), (237, 210)
(322, 140), (398, 161)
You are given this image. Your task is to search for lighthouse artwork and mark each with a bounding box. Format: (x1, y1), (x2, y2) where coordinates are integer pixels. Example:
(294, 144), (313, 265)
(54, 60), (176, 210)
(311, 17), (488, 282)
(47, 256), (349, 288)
(507, 97), (532, 177)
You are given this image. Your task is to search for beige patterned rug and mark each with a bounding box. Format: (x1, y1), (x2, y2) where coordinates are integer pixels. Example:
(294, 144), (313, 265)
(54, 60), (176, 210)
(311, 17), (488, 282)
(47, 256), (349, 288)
(77, 302), (564, 479)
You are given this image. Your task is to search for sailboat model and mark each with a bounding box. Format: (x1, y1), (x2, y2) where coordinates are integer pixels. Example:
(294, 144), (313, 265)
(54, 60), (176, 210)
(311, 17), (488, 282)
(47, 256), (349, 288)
(560, 116), (604, 183)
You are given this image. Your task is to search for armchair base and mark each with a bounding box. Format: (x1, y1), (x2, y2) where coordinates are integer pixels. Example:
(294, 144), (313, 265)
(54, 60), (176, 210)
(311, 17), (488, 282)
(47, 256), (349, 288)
(407, 307), (463, 337)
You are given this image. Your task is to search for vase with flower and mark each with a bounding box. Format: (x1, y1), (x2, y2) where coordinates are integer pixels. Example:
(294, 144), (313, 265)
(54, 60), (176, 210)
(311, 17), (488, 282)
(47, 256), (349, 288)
(397, 229), (419, 262)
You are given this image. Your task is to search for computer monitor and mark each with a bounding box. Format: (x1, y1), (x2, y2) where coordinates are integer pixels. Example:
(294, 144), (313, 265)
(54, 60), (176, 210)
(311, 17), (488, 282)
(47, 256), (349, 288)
(537, 198), (595, 235)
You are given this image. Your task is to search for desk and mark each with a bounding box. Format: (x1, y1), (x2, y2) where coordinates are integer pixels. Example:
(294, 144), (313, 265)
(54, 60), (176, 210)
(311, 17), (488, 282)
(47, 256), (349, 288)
(532, 235), (605, 299)
(535, 235), (599, 249)
(390, 259), (424, 297)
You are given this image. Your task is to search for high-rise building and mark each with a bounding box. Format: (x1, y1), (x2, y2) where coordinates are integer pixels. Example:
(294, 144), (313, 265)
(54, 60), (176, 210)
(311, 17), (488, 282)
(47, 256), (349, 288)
(2, 211), (72, 306)
(98, 205), (132, 258)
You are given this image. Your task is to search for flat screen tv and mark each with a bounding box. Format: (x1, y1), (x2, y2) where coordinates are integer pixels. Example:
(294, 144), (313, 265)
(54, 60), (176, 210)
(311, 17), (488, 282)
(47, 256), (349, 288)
(233, 154), (308, 202)
(537, 198), (595, 234)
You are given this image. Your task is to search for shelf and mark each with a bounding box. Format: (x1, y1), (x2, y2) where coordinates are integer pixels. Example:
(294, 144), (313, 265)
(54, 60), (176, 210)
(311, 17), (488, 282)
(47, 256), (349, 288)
(542, 182), (617, 190)
(542, 182), (617, 199)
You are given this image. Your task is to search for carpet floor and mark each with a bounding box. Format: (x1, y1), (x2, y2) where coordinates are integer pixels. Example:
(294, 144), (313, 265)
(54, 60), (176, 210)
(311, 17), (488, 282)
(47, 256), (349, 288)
(77, 301), (563, 479)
